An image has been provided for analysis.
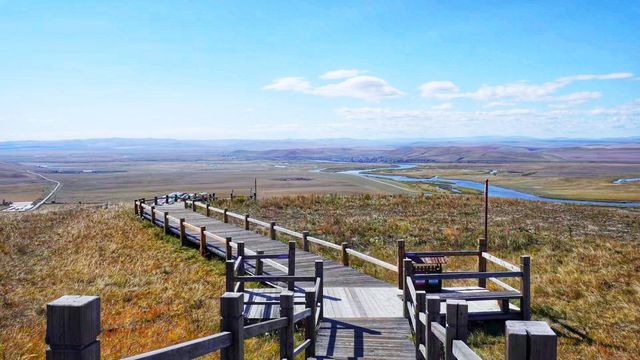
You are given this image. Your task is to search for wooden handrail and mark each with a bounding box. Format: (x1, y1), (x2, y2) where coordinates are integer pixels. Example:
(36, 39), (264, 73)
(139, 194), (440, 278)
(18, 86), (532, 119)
(183, 222), (202, 232)
(482, 252), (520, 272)
(405, 250), (479, 257)
(430, 322), (446, 343)
(243, 318), (287, 339)
(247, 217), (270, 227)
(453, 340), (482, 360)
(488, 277), (519, 292)
(414, 271), (522, 280)
(273, 225), (303, 238)
(345, 248), (398, 271)
(194, 201), (395, 274)
(122, 332), (232, 360)
(306, 236), (342, 251)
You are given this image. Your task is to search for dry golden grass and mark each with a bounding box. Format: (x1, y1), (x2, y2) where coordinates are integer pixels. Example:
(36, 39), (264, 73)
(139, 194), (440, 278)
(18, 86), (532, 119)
(216, 194), (640, 359)
(0, 205), (278, 359)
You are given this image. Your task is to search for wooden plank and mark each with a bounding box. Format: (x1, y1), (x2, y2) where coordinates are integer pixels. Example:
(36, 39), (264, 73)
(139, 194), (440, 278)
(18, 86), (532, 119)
(414, 271), (522, 280)
(122, 332), (232, 360)
(243, 318), (287, 339)
(482, 252), (520, 272)
(346, 248), (398, 272)
(452, 340), (482, 360)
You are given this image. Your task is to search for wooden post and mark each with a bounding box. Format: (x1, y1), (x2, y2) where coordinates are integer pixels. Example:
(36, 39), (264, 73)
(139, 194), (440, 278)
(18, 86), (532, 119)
(244, 214), (250, 230)
(415, 291), (426, 360)
(163, 212), (169, 235)
(305, 289), (317, 358)
(206, 204), (211, 217)
(302, 231), (310, 252)
(224, 209), (229, 223)
(520, 255), (531, 320)
(154, 196), (158, 205)
(225, 237), (233, 261)
(505, 321), (557, 360)
(270, 221), (276, 240)
(341, 242), (349, 266)
(426, 296), (442, 360)
(315, 260), (324, 320)
(478, 237), (487, 288)
(150, 206), (156, 224)
(397, 239), (405, 289)
(139, 201), (145, 219)
(237, 242), (245, 292)
(445, 300), (468, 360)
(403, 259), (413, 319)
(287, 241), (296, 290)
(45, 295), (100, 359)
(220, 292), (244, 360)
(199, 226), (207, 257)
(255, 250), (264, 276)
(192, 201), (196, 212)
(134, 200), (138, 215)
(254, 178), (257, 201)
(184, 200), (188, 209)
(225, 260), (234, 292)
(484, 179), (489, 242)
(279, 291), (295, 360)
(179, 218), (186, 246)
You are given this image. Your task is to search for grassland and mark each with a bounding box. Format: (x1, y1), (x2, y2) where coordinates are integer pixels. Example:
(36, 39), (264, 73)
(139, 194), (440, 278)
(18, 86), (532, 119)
(0, 205), (280, 359)
(215, 194), (640, 359)
(0, 160), (410, 205)
(0, 162), (48, 203)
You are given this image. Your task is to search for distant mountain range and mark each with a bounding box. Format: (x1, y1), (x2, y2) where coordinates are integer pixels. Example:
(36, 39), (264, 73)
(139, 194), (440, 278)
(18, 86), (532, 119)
(1, 137), (638, 163)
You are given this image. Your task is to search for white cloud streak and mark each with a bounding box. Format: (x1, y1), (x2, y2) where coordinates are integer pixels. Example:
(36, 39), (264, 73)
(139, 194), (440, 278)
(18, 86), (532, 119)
(320, 69), (362, 80)
(419, 72), (633, 103)
(264, 71), (403, 100)
(335, 98), (640, 137)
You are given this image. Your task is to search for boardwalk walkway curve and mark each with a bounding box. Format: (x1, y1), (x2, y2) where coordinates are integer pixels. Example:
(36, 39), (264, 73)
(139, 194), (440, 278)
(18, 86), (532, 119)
(141, 199), (415, 359)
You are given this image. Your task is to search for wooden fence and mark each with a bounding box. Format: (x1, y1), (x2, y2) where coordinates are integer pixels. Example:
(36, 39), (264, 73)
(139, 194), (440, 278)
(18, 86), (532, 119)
(402, 260), (557, 360)
(45, 291), (320, 360)
(181, 199), (399, 273)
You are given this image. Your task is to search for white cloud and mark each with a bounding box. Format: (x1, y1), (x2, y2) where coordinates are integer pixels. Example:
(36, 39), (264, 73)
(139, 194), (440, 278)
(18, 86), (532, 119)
(483, 102), (515, 108)
(431, 102), (453, 110)
(335, 98), (640, 137)
(264, 73), (403, 100)
(263, 77), (311, 92)
(418, 72), (633, 103)
(547, 92), (602, 108)
(320, 69), (362, 80)
(555, 72), (634, 83)
(313, 76), (403, 100)
(419, 81), (460, 98)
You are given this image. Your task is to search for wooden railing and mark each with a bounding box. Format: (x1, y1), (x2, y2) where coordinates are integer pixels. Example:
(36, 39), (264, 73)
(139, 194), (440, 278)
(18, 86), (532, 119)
(402, 265), (557, 360)
(185, 200), (399, 273)
(226, 246), (324, 295)
(44, 291), (320, 360)
(403, 250), (530, 321)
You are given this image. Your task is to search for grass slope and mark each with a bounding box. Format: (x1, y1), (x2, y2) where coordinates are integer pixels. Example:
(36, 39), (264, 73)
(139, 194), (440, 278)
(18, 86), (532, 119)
(215, 194), (640, 359)
(0, 206), (278, 359)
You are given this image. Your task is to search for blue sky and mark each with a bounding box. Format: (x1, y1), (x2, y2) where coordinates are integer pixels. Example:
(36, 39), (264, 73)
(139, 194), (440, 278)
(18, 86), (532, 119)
(1, 1), (639, 140)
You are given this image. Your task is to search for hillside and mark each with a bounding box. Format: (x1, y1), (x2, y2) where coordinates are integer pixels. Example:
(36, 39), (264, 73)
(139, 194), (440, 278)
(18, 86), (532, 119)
(214, 194), (640, 359)
(0, 205), (278, 359)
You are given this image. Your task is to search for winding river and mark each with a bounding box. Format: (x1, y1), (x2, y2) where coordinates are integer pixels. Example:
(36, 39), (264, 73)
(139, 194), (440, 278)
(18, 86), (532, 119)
(339, 165), (640, 207)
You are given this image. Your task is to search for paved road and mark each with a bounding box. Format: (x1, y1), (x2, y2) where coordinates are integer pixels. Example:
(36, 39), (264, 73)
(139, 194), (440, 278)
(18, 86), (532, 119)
(3, 171), (61, 212)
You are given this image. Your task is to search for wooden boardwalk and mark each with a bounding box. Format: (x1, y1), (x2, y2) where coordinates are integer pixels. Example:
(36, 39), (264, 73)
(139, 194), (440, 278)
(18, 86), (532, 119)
(149, 202), (415, 359)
